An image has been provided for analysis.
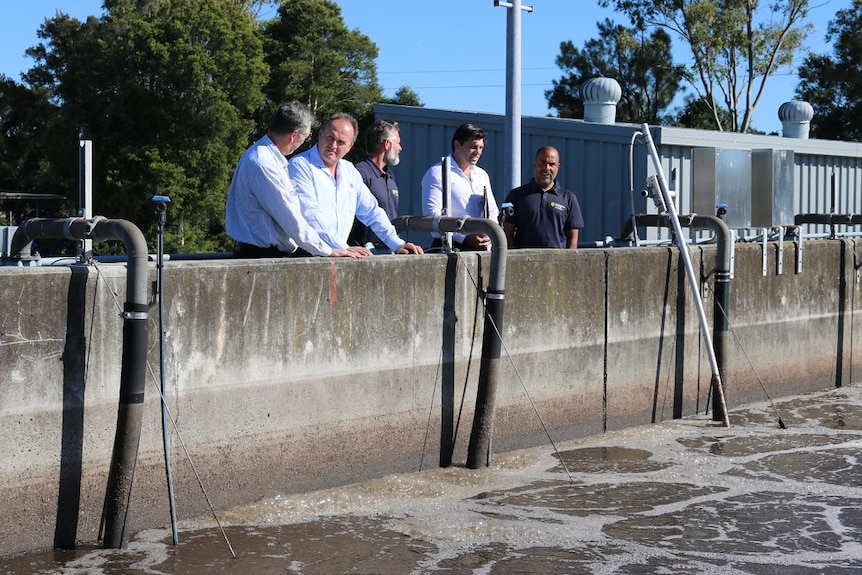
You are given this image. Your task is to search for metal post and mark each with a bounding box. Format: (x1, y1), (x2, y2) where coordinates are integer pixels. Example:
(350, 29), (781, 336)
(621, 213), (733, 423)
(153, 195), (179, 545)
(495, 0), (533, 192)
(442, 156), (452, 250)
(638, 124), (731, 427)
(78, 141), (93, 263)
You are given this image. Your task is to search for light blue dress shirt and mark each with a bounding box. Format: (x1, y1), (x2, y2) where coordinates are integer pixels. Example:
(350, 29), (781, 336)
(225, 135), (332, 256)
(288, 145), (405, 251)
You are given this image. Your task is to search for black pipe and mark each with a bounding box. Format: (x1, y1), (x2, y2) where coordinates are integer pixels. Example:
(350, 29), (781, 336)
(9, 217), (149, 549)
(795, 213), (855, 226)
(394, 216), (507, 468)
(621, 214), (732, 421)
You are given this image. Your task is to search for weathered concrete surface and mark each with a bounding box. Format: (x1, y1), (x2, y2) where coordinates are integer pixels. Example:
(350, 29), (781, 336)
(1, 240), (860, 556)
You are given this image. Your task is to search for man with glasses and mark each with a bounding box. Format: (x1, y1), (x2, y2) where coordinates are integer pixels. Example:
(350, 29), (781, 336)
(226, 101), (364, 259)
(289, 112), (423, 257)
(347, 120), (402, 250)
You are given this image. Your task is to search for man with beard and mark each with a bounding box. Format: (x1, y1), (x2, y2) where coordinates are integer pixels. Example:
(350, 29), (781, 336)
(503, 146), (583, 249)
(348, 120), (402, 250)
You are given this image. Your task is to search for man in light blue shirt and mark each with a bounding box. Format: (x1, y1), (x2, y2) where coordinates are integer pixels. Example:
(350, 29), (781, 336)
(289, 112), (423, 256)
(226, 101), (366, 259)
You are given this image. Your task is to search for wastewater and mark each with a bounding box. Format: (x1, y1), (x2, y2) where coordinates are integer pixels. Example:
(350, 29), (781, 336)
(3, 385), (862, 574)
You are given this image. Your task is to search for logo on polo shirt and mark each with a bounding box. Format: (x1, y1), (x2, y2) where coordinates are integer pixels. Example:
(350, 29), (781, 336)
(550, 202), (567, 213)
(392, 188), (399, 198)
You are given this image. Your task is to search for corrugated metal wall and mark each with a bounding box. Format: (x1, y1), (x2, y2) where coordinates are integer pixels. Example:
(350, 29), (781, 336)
(373, 103), (862, 245)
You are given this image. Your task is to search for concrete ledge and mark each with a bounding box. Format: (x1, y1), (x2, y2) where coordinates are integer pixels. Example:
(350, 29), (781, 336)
(1, 240), (859, 555)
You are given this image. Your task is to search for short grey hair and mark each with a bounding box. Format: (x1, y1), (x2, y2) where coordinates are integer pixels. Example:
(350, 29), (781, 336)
(269, 101), (318, 136)
(364, 120), (400, 153)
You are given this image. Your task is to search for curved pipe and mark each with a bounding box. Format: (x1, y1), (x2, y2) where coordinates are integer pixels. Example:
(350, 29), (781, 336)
(394, 216), (507, 468)
(621, 213), (732, 421)
(10, 217), (148, 549)
(621, 213), (732, 273)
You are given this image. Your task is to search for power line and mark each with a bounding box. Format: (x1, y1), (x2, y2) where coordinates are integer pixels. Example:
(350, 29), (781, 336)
(378, 66), (558, 75)
(382, 82), (553, 91)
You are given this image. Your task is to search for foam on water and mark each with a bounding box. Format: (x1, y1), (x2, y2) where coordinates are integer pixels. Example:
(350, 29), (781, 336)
(4, 385), (862, 574)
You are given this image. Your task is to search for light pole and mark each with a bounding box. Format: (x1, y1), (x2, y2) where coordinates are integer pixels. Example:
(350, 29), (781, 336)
(494, 0), (533, 193)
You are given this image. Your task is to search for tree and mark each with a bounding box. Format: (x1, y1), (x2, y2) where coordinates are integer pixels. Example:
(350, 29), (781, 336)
(600, 0), (812, 132)
(387, 86), (424, 107)
(795, 2), (862, 141)
(22, 0), (268, 253)
(664, 94), (733, 130)
(546, 19), (685, 123)
(0, 75), (73, 223)
(258, 0), (383, 137)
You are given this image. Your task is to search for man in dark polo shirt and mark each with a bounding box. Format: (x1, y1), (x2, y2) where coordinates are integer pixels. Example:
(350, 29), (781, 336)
(348, 120), (401, 249)
(503, 146), (583, 249)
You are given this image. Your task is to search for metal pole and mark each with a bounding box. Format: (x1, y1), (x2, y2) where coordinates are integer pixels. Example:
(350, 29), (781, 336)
(625, 213), (733, 423)
(78, 141), (93, 263)
(153, 195), (179, 545)
(495, 0), (532, 192)
(442, 156), (452, 250)
(638, 124), (731, 427)
(505, 0), (521, 192)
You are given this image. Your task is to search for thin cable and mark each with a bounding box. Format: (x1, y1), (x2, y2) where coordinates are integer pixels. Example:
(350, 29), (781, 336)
(628, 131), (644, 246)
(418, 348), (442, 472)
(144, 362), (237, 557)
(92, 261), (237, 557)
(704, 282), (787, 429)
(452, 260), (483, 448)
(155, 208), (179, 546)
(453, 251), (576, 483)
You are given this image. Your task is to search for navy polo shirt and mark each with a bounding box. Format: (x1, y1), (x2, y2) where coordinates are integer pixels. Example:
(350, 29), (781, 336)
(348, 156), (400, 247)
(504, 179), (584, 248)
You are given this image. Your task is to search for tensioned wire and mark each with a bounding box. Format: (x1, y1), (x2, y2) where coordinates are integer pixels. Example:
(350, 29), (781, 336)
(89, 261), (236, 557)
(418, 249), (576, 483)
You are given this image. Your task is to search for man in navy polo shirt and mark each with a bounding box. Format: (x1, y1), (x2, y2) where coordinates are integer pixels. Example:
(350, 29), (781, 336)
(348, 120), (402, 249)
(503, 146), (583, 249)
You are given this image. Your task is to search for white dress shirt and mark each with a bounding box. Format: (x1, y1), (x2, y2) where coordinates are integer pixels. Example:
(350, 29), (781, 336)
(288, 145), (405, 251)
(421, 154), (499, 244)
(225, 135), (332, 256)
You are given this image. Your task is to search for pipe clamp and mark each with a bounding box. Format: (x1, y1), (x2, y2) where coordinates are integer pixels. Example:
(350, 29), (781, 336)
(120, 311), (149, 320)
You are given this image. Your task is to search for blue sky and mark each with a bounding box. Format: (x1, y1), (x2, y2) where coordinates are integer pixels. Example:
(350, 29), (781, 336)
(0, 0), (853, 134)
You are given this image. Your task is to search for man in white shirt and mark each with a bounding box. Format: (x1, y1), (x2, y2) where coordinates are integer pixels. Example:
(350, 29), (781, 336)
(288, 112), (423, 256)
(421, 123), (500, 251)
(226, 101), (365, 259)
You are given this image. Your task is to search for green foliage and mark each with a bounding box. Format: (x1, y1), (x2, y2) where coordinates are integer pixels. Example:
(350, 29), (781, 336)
(600, 0), (812, 132)
(795, 2), (862, 141)
(257, 0), (383, 137)
(0, 75), (76, 221)
(664, 94), (733, 129)
(20, 0), (268, 253)
(1, 0), (400, 253)
(546, 19), (685, 124)
(387, 86), (424, 107)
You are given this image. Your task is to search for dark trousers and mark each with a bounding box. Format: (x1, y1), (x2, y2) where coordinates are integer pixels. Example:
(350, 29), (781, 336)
(430, 238), (484, 252)
(233, 242), (311, 258)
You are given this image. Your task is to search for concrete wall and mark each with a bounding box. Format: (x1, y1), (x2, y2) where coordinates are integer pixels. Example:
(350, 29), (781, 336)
(1, 240), (860, 556)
